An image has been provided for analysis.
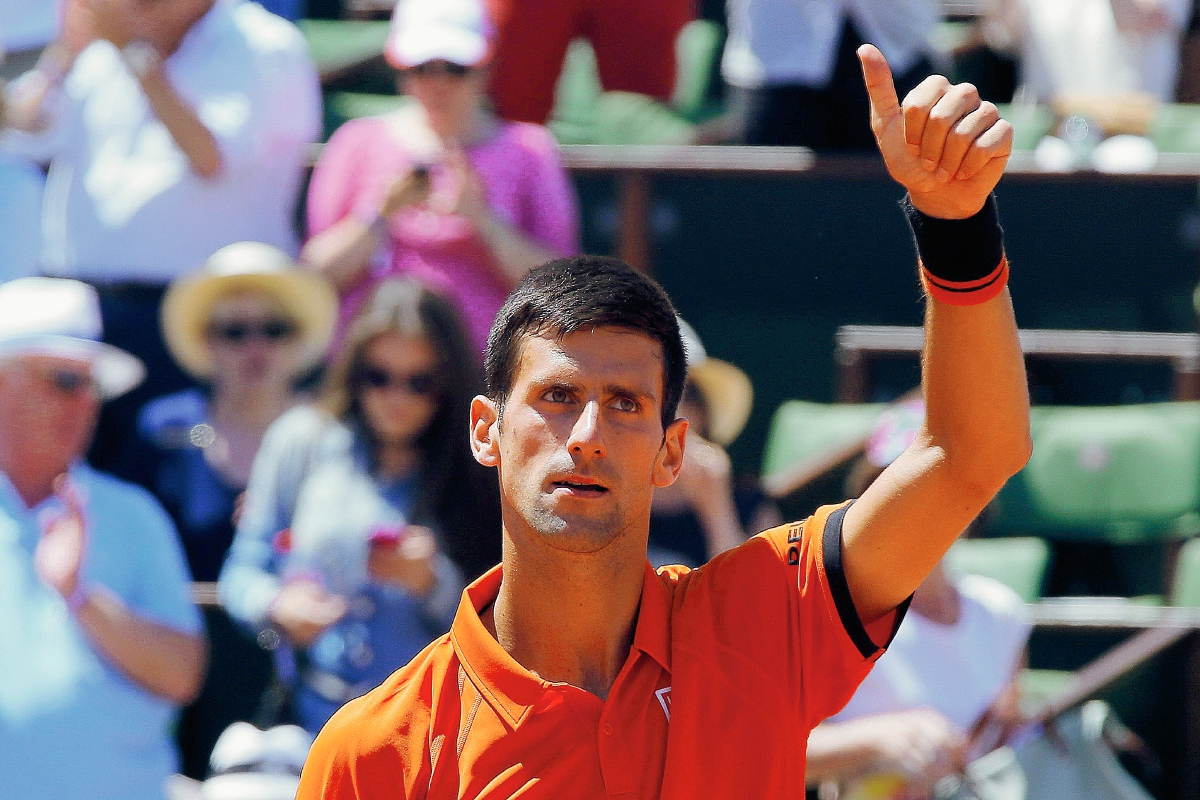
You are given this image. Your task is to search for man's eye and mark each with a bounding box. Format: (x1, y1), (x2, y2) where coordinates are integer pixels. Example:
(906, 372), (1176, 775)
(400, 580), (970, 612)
(544, 388), (570, 403)
(613, 397), (639, 412)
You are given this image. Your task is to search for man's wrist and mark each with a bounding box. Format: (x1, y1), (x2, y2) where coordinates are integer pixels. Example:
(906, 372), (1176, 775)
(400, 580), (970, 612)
(904, 193), (1009, 306)
(66, 580), (93, 614)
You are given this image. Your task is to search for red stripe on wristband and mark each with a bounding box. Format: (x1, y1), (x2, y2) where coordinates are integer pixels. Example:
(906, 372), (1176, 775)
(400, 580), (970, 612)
(920, 256), (1009, 306)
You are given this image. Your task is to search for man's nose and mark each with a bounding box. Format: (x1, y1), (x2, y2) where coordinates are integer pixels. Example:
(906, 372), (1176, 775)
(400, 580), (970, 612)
(566, 400), (606, 457)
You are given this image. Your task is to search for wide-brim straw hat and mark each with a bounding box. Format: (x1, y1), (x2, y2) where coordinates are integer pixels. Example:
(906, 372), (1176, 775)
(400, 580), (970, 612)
(0, 277), (145, 400)
(161, 242), (338, 381)
(678, 318), (753, 447)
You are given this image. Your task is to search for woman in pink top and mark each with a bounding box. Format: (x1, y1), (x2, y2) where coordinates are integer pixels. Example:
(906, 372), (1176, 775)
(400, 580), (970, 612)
(303, 0), (579, 352)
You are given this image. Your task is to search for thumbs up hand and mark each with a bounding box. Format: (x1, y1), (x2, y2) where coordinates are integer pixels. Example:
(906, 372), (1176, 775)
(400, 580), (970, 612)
(858, 44), (1012, 220)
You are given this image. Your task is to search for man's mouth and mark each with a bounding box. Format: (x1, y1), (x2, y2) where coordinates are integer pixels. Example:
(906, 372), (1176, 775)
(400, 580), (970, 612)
(549, 477), (609, 497)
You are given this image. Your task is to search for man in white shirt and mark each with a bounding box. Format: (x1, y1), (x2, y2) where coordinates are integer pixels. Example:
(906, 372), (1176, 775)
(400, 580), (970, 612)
(984, 0), (1192, 102)
(722, 0), (941, 148)
(0, 0), (321, 471)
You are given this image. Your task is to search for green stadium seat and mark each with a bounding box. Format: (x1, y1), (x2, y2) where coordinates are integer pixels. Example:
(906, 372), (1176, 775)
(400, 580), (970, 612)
(945, 537), (1051, 602)
(1149, 104), (1200, 153)
(300, 19), (391, 85)
(995, 103), (1057, 151)
(760, 401), (886, 485)
(989, 403), (1200, 545)
(1169, 536), (1200, 606)
(547, 20), (724, 145)
(670, 20), (724, 122)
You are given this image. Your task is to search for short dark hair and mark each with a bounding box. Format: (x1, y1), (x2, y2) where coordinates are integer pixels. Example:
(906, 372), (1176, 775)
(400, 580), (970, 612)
(484, 255), (687, 431)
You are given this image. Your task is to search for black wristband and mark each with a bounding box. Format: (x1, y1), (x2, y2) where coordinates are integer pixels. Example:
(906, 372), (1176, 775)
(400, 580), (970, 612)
(902, 194), (1005, 283)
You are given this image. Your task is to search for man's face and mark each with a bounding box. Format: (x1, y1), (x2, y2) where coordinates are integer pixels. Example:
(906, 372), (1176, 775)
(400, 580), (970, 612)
(472, 327), (687, 554)
(0, 356), (101, 477)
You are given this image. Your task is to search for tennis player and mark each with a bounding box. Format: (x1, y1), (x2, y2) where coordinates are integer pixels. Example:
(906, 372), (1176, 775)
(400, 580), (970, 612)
(297, 44), (1029, 799)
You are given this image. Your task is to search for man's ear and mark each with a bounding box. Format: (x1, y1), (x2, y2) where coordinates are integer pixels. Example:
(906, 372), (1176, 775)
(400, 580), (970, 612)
(652, 416), (688, 488)
(470, 395), (501, 468)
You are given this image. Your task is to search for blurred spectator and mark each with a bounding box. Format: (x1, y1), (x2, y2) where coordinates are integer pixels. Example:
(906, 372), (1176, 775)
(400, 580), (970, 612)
(0, 153), (43, 282)
(722, 0), (941, 148)
(485, 0), (694, 125)
(0, 0), (321, 469)
(303, 0), (579, 352)
(983, 0), (1192, 101)
(219, 278), (502, 733)
(0, 24), (48, 283)
(805, 401), (1031, 799)
(134, 243), (335, 777)
(0, 277), (205, 800)
(0, 0), (59, 79)
(648, 319), (781, 567)
(134, 242), (338, 582)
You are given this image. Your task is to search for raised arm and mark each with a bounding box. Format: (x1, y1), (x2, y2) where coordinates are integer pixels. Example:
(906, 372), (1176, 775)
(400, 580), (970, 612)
(88, 0), (224, 178)
(36, 480), (206, 703)
(841, 46), (1031, 622)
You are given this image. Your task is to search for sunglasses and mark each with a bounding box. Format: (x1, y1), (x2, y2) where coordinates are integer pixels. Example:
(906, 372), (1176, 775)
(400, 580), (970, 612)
(408, 60), (471, 78)
(39, 368), (98, 396)
(356, 365), (441, 396)
(207, 319), (298, 345)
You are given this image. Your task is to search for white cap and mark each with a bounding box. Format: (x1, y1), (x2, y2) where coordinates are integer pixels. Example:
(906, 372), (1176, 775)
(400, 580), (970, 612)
(0, 278), (145, 399)
(201, 722), (313, 800)
(385, 0), (493, 69)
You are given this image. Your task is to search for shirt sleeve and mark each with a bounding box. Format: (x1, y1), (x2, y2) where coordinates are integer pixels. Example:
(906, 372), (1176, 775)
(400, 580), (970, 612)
(516, 125), (580, 257)
(296, 696), (409, 800)
(196, 26), (321, 178)
(121, 486), (204, 636)
(700, 500), (910, 731)
(218, 407), (325, 630)
(306, 120), (378, 239)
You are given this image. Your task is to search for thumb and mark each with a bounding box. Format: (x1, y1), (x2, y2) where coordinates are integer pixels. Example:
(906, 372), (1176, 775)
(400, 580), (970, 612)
(54, 475), (87, 526)
(857, 44), (901, 126)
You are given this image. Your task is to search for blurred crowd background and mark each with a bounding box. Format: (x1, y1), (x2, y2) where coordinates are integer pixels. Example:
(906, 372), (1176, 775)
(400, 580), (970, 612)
(3, 0), (1200, 798)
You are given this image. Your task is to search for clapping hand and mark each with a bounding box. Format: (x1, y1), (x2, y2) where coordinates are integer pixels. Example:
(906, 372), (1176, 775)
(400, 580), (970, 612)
(858, 44), (1012, 220)
(34, 476), (87, 603)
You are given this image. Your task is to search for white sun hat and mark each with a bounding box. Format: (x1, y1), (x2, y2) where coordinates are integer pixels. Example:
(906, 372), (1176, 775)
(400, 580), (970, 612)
(200, 722), (313, 800)
(0, 277), (145, 399)
(385, 0), (494, 69)
(160, 242), (338, 382)
(678, 318), (754, 448)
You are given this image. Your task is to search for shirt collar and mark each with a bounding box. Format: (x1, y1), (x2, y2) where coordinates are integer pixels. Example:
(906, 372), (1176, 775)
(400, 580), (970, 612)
(450, 560), (675, 727)
(632, 561), (672, 672)
(450, 565), (545, 728)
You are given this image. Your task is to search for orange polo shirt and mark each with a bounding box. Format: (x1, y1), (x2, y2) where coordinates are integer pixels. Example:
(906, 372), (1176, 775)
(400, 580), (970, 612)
(298, 501), (907, 799)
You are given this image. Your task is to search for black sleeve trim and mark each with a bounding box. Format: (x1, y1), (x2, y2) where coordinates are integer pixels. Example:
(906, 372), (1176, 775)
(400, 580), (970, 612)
(822, 501), (912, 660)
(902, 193), (1004, 284)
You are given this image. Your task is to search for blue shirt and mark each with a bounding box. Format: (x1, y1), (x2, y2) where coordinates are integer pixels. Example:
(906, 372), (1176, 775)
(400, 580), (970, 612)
(0, 464), (202, 800)
(137, 388), (241, 582)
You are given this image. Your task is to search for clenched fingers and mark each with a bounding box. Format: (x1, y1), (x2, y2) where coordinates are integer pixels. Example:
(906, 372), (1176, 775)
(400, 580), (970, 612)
(901, 74), (952, 154)
(955, 118), (1014, 181)
(936, 100), (1001, 181)
(916, 82), (982, 173)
